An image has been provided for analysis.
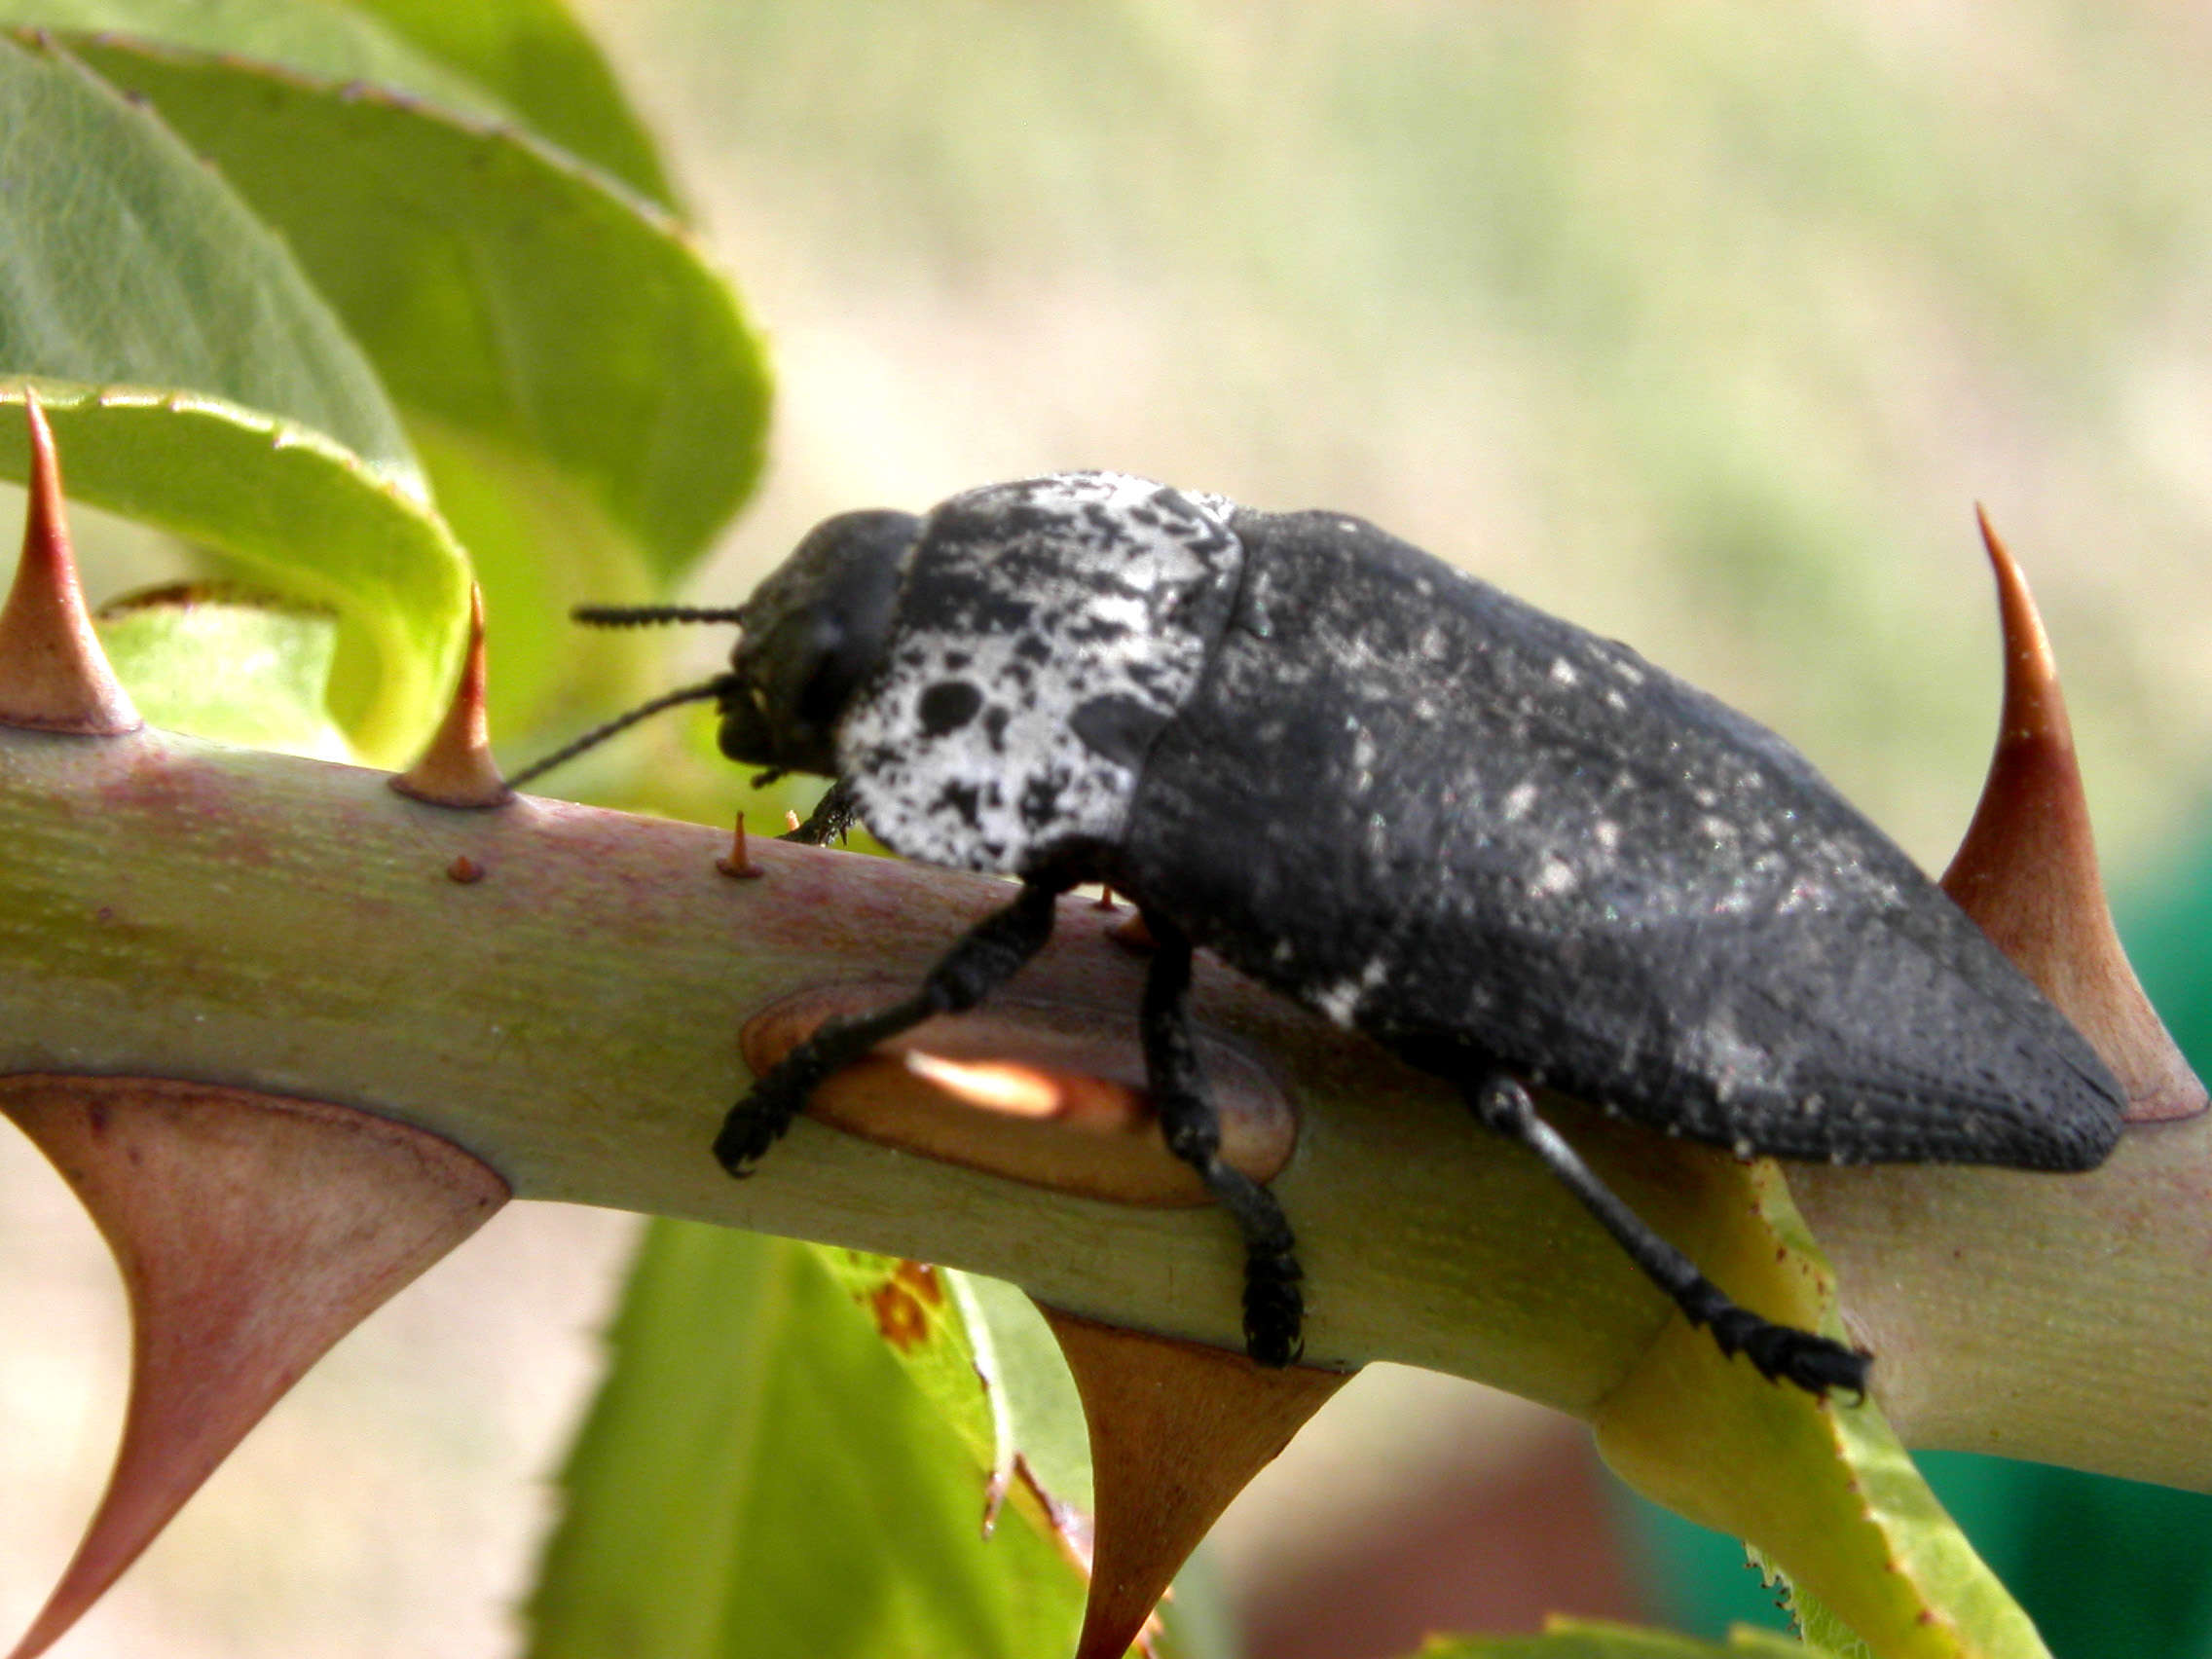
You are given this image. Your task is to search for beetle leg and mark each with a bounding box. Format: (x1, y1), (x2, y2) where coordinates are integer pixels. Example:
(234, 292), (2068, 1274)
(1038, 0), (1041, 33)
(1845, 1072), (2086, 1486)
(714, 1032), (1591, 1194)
(1140, 912), (1306, 1368)
(715, 872), (1073, 1174)
(1467, 1075), (1869, 1399)
(782, 777), (863, 845)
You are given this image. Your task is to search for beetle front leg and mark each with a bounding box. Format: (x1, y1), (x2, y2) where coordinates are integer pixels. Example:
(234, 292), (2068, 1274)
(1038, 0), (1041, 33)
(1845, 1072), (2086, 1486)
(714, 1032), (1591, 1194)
(1466, 1075), (1869, 1397)
(715, 872), (1073, 1174)
(1140, 912), (1305, 1367)
(781, 777), (863, 846)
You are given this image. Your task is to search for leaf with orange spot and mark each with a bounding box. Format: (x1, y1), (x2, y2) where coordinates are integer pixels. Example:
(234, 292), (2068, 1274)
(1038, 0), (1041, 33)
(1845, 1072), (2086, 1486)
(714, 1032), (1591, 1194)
(817, 1251), (1092, 1535)
(526, 1223), (1089, 1659)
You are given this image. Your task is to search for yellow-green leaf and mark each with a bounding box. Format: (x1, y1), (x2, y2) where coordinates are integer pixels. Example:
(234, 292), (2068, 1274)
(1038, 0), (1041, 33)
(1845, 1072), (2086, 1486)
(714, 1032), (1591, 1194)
(95, 581), (350, 757)
(527, 1223), (1087, 1659)
(1589, 1159), (2046, 1659)
(1419, 1616), (1838, 1657)
(0, 384), (467, 761)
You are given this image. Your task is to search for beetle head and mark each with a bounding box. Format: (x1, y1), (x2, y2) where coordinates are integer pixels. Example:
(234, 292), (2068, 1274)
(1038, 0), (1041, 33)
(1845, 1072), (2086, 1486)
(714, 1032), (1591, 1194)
(717, 509), (919, 777)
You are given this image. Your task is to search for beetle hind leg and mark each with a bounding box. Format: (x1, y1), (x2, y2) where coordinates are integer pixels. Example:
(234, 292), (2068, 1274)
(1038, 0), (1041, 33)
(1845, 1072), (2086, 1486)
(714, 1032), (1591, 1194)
(1466, 1074), (1869, 1398)
(714, 872), (1072, 1174)
(1140, 913), (1305, 1367)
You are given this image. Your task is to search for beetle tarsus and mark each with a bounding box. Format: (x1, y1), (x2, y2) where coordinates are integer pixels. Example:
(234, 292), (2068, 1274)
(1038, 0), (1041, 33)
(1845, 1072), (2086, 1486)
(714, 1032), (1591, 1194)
(714, 874), (1071, 1175)
(714, 1060), (820, 1173)
(1141, 912), (1306, 1367)
(1239, 1243), (1306, 1367)
(1465, 1072), (1865, 1398)
(1695, 1297), (1870, 1396)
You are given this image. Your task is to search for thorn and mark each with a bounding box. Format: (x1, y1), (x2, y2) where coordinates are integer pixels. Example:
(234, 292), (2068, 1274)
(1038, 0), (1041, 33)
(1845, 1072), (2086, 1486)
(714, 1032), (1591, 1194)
(0, 393), (142, 735)
(446, 853), (485, 884)
(1942, 509), (2206, 1123)
(1037, 1309), (1350, 1659)
(785, 808), (802, 833)
(0, 1075), (507, 1659)
(389, 585), (508, 808)
(717, 813), (764, 879)
(1092, 885), (1119, 911)
(740, 986), (1297, 1203)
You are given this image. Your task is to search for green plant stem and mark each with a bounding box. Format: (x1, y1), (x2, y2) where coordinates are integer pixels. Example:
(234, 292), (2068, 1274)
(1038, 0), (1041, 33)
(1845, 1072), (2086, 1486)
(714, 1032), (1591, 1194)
(3, 723), (2205, 1489)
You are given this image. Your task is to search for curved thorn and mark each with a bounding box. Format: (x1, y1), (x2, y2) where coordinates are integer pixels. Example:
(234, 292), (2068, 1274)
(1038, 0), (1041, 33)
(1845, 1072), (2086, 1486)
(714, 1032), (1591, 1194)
(0, 1076), (507, 1659)
(0, 393), (141, 735)
(389, 584), (509, 808)
(1037, 1309), (1349, 1659)
(1942, 507), (2206, 1123)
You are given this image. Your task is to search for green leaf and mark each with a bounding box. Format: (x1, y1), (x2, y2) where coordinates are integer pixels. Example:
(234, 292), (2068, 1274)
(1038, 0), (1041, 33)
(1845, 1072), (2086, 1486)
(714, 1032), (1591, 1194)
(1589, 1161), (2046, 1659)
(808, 1253), (1241, 1659)
(0, 0), (517, 124)
(94, 580), (350, 757)
(947, 1268), (1094, 1514)
(14, 0), (679, 211)
(810, 1253), (1096, 1522)
(812, 1251), (1019, 1510)
(527, 1221), (1086, 1659)
(0, 31), (467, 755)
(339, 0), (684, 207)
(1419, 1618), (1837, 1657)
(0, 32), (417, 489)
(64, 34), (771, 725)
(0, 384), (468, 761)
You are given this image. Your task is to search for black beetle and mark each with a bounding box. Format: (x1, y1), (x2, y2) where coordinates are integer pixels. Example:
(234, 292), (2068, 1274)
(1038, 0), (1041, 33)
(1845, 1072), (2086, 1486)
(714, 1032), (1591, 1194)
(528, 470), (2125, 1395)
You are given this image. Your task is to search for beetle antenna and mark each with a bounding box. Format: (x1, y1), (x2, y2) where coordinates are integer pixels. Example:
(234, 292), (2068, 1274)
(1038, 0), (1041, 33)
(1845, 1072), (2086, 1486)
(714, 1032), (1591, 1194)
(505, 675), (736, 792)
(572, 604), (748, 627)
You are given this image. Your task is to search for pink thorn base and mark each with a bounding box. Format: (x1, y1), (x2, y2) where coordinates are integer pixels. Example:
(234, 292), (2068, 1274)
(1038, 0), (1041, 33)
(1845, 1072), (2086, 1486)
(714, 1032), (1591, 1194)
(1941, 508), (2206, 1124)
(390, 584), (508, 808)
(0, 396), (140, 736)
(0, 1076), (508, 1659)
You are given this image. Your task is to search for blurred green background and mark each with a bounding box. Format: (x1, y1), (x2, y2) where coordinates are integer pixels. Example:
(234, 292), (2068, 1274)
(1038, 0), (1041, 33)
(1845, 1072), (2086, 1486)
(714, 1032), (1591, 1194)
(627, 1), (2211, 874)
(3, 3), (2207, 1655)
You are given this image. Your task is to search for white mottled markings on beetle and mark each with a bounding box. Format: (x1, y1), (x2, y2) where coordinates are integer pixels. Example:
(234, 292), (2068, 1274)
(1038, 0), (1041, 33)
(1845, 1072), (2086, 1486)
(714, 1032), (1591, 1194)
(841, 472), (1245, 872)
(1530, 855), (1579, 898)
(1314, 978), (1362, 1027)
